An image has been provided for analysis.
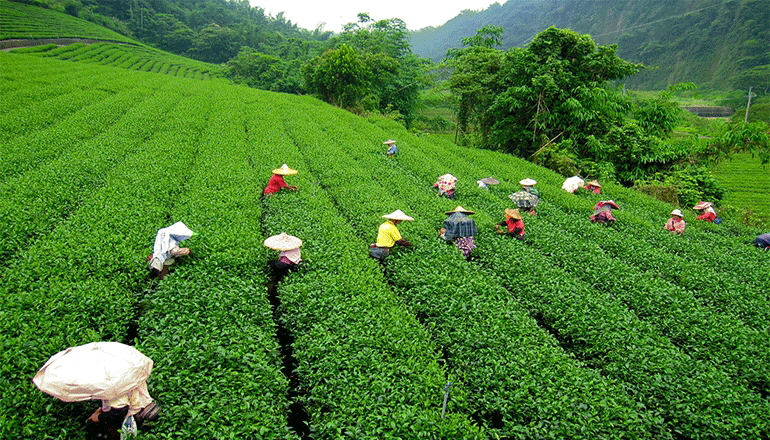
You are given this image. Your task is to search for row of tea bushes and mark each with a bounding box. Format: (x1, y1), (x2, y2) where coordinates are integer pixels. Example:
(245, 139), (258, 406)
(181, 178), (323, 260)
(275, 100), (666, 438)
(138, 87), (292, 438)
(0, 91), (209, 438)
(367, 128), (770, 437)
(254, 101), (482, 438)
(0, 80), (183, 263)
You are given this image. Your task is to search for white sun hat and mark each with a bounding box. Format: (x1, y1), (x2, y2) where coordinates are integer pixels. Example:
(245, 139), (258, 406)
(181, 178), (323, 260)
(519, 178), (537, 186)
(264, 233), (303, 250)
(382, 210), (414, 221)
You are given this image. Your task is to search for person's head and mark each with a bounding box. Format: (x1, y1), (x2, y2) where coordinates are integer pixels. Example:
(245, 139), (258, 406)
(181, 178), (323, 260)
(671, 209), (684, 219)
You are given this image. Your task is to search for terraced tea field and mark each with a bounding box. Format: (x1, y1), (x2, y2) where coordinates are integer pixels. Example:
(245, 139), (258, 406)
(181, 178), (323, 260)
(2, 2), (770, 438)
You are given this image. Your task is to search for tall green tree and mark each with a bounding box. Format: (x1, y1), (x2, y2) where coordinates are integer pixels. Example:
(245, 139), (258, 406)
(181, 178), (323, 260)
(302, 44), (371, 110)
(302, 13), (429, 126)
(450, 27), (653, 181)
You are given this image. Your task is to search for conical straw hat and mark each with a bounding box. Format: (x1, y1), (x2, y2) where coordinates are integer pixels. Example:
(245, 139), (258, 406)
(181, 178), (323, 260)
(693, 201), (712, 210)
(504, 208), (522, 220)
(383, 139), (397, 145)
(586, 180), (601, 187)
(445, 205), (475, 215)
(264, 233), (302, 250)
(272, 164), (298, 175)
(382, 210), (414, 221)
(519, 178), (537, 186)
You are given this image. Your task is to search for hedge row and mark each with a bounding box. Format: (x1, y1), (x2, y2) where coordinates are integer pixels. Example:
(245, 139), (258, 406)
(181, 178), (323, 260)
(275, 100), (667, 438)
(0, 91), (208, 438)
(139, 86), (292, 438)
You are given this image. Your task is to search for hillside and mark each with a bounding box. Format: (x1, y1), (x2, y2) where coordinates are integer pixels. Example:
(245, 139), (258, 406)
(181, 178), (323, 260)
(4, 34), (770, 440)
(410, 0), (770, 90)
(0, 1), (225, 79)
(4, 4), (770, 438)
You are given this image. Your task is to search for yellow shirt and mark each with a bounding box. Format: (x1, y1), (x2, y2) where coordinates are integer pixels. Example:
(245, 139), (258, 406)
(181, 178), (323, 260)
(376, 220), (402, 247)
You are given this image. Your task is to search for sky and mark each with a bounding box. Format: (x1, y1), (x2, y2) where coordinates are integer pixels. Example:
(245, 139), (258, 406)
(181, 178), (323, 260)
(249, 0), (502, 32)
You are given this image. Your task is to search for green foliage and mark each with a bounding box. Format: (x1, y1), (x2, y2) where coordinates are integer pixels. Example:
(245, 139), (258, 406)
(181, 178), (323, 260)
(302, 44), (372, 110)
(713, 120), (770, 164)
(0, 0), (135, 42)
(224, 46), (294, 92)
(410, 0), (770, 91)
(635, 165), (727, 208)
(6, 23), (770, 438)
(302, 15), (429, 126)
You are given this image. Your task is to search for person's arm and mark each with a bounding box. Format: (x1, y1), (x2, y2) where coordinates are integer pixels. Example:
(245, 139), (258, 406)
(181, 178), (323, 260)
(676, 221), (686, 234)
(395, 239), (412, 247)
(88, 408), (103, 423)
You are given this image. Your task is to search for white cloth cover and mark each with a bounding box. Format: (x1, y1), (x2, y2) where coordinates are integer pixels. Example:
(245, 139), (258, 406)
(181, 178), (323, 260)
(149, 222), (193, 271)
(562, 176), (585, 193)
(33, 342), (154, 413)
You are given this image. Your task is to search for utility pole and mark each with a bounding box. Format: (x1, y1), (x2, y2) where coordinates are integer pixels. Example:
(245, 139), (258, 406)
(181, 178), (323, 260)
(745, 86), (753, 123)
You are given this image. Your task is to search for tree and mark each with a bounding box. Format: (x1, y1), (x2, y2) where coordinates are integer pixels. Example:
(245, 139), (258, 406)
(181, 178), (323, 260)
(449, 27), (650, 181)
(224, 47), (284, 91)
(302, 44), (371, 110)
(301, 13), (429, 126)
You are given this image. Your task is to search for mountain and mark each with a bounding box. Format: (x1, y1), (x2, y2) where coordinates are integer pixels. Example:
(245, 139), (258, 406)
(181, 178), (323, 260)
(410, 0), (770, 90)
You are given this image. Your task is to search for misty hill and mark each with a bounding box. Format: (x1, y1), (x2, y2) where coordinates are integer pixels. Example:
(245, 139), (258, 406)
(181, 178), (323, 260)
(410, 0), (769, 90)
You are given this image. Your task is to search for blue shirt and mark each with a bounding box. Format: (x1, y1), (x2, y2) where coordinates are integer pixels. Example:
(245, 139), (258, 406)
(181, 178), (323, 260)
(443, 213), (477, 240)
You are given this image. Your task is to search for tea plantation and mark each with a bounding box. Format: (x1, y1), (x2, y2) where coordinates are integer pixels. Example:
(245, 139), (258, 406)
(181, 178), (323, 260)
(2, 4), (770, 439)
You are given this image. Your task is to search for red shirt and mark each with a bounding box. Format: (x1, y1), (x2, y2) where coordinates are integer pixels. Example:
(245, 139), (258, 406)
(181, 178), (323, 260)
(585, 186), (601, 194)
(696, 211), (716, 222)
(504, 218), (525, 237)
(264, 174), (289, 195)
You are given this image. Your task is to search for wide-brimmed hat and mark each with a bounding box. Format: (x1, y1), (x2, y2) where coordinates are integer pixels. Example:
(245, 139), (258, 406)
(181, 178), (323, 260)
(586, 180), (601, 187)
(272, 164), (298, 175)
(382, 210), (414, 221)
(693, 201), (712, 210)
(264, 233), (303, 251)
(480, 177), (499, 185)
(383, 139), (397, 145)
(596, 200), (619, 210)
(504, 208), (522, 220)
(445, 205), (475, 215)
(670, 209), (684, 217)
(519, 178), (537, 186)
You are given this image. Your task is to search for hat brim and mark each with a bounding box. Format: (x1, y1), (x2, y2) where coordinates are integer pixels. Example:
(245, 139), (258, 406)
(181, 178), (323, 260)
(445, 206), (475, 215)
(382, 210), (414, 221)
(272, 168), (298, 175)
(504, 209), (522, 220)
(480, 178), (499, 185)
(519, 178), (537, 186)
(693, 202), (712, 210)
(264, 233), (303, 250)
